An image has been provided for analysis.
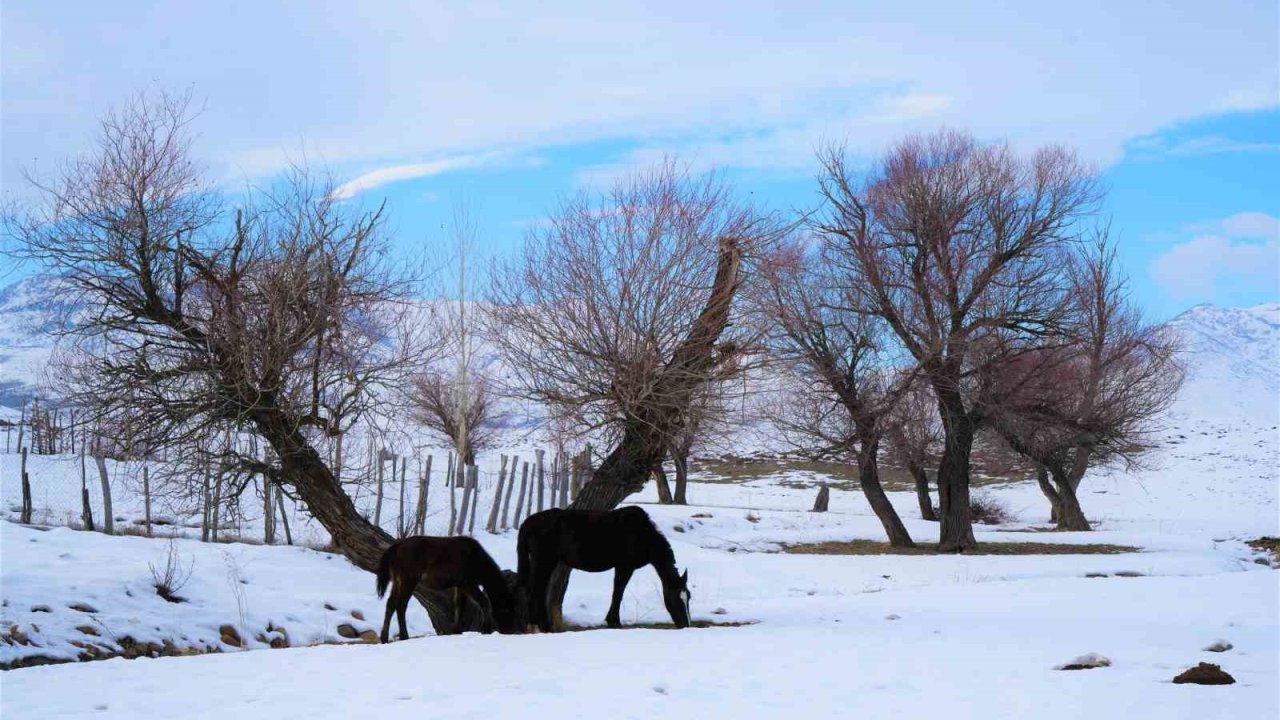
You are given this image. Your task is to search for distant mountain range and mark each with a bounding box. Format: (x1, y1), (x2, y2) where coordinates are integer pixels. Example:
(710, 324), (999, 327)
(1, 275), (1277, 427)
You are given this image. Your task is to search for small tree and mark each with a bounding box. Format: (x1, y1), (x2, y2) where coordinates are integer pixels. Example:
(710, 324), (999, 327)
(988, 234), (1183, 530)
(815, 130), (1101, 551)
(755, 236), (915, 546)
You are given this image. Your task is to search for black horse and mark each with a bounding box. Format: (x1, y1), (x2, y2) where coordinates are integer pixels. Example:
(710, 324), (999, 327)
(375, 535), (519, 641)
(517, 506), (691, 632)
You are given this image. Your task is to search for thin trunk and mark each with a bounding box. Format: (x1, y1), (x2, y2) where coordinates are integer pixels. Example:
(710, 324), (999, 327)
(373, 448), (386, 528)
(397, 456), (408, 537)
(143, 464), (153, 538)
(456, 458), (472, 535)
(1035, 464), (1062, 524)
(857, 434), (913, 547)
(908, 462), (937, 522)
(276, 485), (293, 545)
(654, 464), (674, 504)
(415, 455), (432, 535)
(672, 440), (692, 505)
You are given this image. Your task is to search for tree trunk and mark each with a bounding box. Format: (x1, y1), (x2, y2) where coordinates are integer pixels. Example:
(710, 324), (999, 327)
(1048, 464), (1091, 531)
(79, 447), (95, 531)
(857, 435), (913, 547)
(672, 445), (690, 505)
(1035, 464), (1062, 524)
(276, 485), (293, 545)
(908, 462), (937, 521)
(654, 464), (674, 504)
(933, 394), (976, 552)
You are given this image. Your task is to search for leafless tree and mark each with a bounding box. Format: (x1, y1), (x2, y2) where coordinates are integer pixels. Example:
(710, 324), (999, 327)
(409, 369), (499, 464)
(987, 232), (1183, 530)
(754, 235), (916, 546)
(1, 91), (491, 632)
(487, 161), (782, 511)
(816, 130), (1103, 551)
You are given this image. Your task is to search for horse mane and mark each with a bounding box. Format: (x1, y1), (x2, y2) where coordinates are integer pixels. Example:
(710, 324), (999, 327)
(640, 512), (678, 573)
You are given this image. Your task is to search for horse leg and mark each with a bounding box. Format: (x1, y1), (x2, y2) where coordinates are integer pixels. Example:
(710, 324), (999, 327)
(380, 586), (397, 643)
(531, 558), (557, 633)
(396, 584), (412, 641)
(605, 567), (634, 628)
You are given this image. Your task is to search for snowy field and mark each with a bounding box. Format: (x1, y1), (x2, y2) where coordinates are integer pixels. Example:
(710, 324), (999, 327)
(2, 301), (1278, 718)
(2, 404), (1277, 719)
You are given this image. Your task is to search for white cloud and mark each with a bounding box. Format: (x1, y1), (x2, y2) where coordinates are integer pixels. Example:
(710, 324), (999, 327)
(1220, 211), (1280, 240)
(2, 0), (1276, 189)
(1151, 213), (1280, 301)
(330, 155), (491, 199)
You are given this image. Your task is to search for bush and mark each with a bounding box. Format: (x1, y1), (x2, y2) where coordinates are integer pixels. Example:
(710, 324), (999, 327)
(149, 537), (194, 603)
(970, 492), (1014, 525)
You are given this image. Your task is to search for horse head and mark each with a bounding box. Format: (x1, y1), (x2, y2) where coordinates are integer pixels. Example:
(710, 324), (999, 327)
(662, 569), (692, 628)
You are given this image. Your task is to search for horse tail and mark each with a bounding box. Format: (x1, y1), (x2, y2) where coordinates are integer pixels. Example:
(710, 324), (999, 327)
(376, 541), (398, 598)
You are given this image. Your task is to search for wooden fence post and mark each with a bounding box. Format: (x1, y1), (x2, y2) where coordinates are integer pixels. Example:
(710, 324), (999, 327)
(486, 455), (508, 533)
(20, 447), (33, 524)
(500, 453), (519, 529)
(811, 483), (830, 512)
(94, 453), (113, 534)
(415, 455), (432, 535)
(467, 465), (481, 534)
(513, 461), (529, 528)
(447, 453), (457, 535)
(373, 446), (386, 529)
(535, 449), (545, 512)
(79, 445), (94, 531)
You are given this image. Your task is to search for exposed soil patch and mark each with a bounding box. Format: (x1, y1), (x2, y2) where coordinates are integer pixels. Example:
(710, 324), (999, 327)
(1246, 537), (1280, 566)
(1172, 662), (1236, 685)
(782, 539), (1139, 556)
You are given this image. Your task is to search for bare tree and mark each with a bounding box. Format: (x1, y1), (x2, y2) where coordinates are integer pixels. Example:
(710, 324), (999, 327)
(1, 91), (493, 633)
(409, 369), (499, 464)
(754, 236), (915, 546)
(988, 233), (1183, 530)
(816, 130), (1102, 551)
(487, 161), (781, 511)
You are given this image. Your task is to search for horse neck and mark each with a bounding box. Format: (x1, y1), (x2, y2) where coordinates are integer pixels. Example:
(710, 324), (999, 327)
(647, 536), (680, 585)
(472, 550), (512, 605)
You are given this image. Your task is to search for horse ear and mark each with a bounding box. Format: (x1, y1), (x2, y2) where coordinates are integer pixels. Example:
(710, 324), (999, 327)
(681, 569), (688, 583)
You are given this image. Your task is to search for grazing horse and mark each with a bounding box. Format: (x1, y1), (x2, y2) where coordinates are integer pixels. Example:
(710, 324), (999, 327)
(518, 506), (691, 632)
(375, 536), (519, 641)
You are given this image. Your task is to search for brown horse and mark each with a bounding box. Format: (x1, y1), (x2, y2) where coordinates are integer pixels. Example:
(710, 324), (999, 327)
(376, 536), (519, 641)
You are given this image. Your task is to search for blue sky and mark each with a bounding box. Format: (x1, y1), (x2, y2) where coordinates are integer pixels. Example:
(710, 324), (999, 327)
(2, 0), (1276, 319)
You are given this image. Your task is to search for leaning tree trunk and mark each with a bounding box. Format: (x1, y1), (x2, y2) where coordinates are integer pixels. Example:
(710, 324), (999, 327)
(254, 405), (483, 634)
(933, 393), (977, 552)
(1035, 464), (1062, 525)
(856, 434), (913, 547)
(654, 464), (674, 504)
(1047, 464), (1091, 531)
(543, 236), (744, 629)
(907, 461), (937, 522)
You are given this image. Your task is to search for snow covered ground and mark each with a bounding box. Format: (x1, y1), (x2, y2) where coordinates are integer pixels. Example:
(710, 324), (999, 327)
(3, 400), (1277, 718)
(1, 290), (1277, 717)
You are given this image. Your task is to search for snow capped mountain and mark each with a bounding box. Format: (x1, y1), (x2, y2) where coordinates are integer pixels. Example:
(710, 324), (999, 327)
(1164, 302), (1279, 426)
(0, 275), (79, 408)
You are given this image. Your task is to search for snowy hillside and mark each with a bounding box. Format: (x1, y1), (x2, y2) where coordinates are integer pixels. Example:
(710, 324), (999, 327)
(1164, 303), (1279, 425)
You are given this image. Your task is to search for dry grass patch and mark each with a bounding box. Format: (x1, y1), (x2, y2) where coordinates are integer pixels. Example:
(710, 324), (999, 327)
(1246, 537), (1280, 565)
(783, 539), (1139, 556)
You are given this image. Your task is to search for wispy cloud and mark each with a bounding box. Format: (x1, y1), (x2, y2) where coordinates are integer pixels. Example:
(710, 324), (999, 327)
(331, 154), (493, 199)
